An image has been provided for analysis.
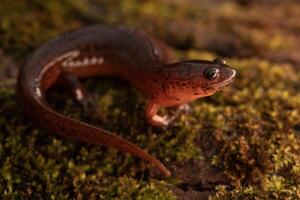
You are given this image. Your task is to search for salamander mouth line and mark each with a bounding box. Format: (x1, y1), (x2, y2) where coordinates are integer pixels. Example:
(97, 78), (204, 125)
(214, 70), (236, 89)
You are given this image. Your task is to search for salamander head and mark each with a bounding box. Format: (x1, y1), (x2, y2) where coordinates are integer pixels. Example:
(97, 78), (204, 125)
(191, 57), (236, 97)
(159, 57), (236, 104)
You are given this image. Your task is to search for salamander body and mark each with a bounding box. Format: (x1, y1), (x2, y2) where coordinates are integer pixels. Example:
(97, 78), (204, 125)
(18, 25), (236, 176)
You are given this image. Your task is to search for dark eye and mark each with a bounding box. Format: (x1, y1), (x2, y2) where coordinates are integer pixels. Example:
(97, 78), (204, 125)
(204, 67), (220, 80)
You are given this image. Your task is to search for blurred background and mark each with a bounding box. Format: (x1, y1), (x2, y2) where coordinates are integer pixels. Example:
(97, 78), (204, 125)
(0, 0), (300, 199)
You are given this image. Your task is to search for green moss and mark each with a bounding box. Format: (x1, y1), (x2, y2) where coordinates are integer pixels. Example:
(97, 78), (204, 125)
(0, 0), (80, 59)
(0, 86), (176, 199)
(201, 59), (300, 198)
(1, 0), (300, 199)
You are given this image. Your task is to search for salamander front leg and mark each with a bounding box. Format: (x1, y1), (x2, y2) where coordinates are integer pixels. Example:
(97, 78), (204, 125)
(176, 103), (192, 114)
(145, 101), (171, 127)
(58, 72), (95, 110)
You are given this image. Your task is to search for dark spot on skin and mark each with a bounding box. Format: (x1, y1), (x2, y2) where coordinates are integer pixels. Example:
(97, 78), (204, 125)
(194, 93), (199, 95)
(202, 85), (209, 91)
(202, 83), (211, 89)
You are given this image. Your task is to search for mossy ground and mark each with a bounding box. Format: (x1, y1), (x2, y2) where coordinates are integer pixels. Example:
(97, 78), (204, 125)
(1, 0), (300, 199)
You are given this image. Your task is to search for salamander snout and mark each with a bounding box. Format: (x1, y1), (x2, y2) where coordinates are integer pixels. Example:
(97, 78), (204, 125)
(211, 65), (236, 89)
(156, 58), (236, 104)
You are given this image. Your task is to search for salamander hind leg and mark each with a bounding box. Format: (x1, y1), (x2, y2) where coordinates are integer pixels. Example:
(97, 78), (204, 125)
(145, 100), (173, 127)
(58, 72), (96, 111)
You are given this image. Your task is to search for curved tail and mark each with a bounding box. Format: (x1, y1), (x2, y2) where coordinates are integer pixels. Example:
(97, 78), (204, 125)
(19, 86), (171, 177)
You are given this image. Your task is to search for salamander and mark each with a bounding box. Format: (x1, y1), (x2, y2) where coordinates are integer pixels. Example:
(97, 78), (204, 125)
(18, 25), (236, 177)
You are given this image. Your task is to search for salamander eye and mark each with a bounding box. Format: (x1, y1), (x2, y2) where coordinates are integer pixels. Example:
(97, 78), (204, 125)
(204, 67), (220, 80)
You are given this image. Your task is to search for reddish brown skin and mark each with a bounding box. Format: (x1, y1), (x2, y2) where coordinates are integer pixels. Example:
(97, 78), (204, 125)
(18, 25), (236, 177)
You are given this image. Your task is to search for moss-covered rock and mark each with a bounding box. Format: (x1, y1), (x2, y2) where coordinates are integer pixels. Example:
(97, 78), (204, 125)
(1, 0), (300, 199)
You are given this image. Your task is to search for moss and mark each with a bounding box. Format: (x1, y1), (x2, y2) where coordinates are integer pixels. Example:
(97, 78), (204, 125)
(0, 0), (80, 59)
(199, 58), (300, 198)
(1, 0), (300, 199)
(0, 86), (177, 199)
